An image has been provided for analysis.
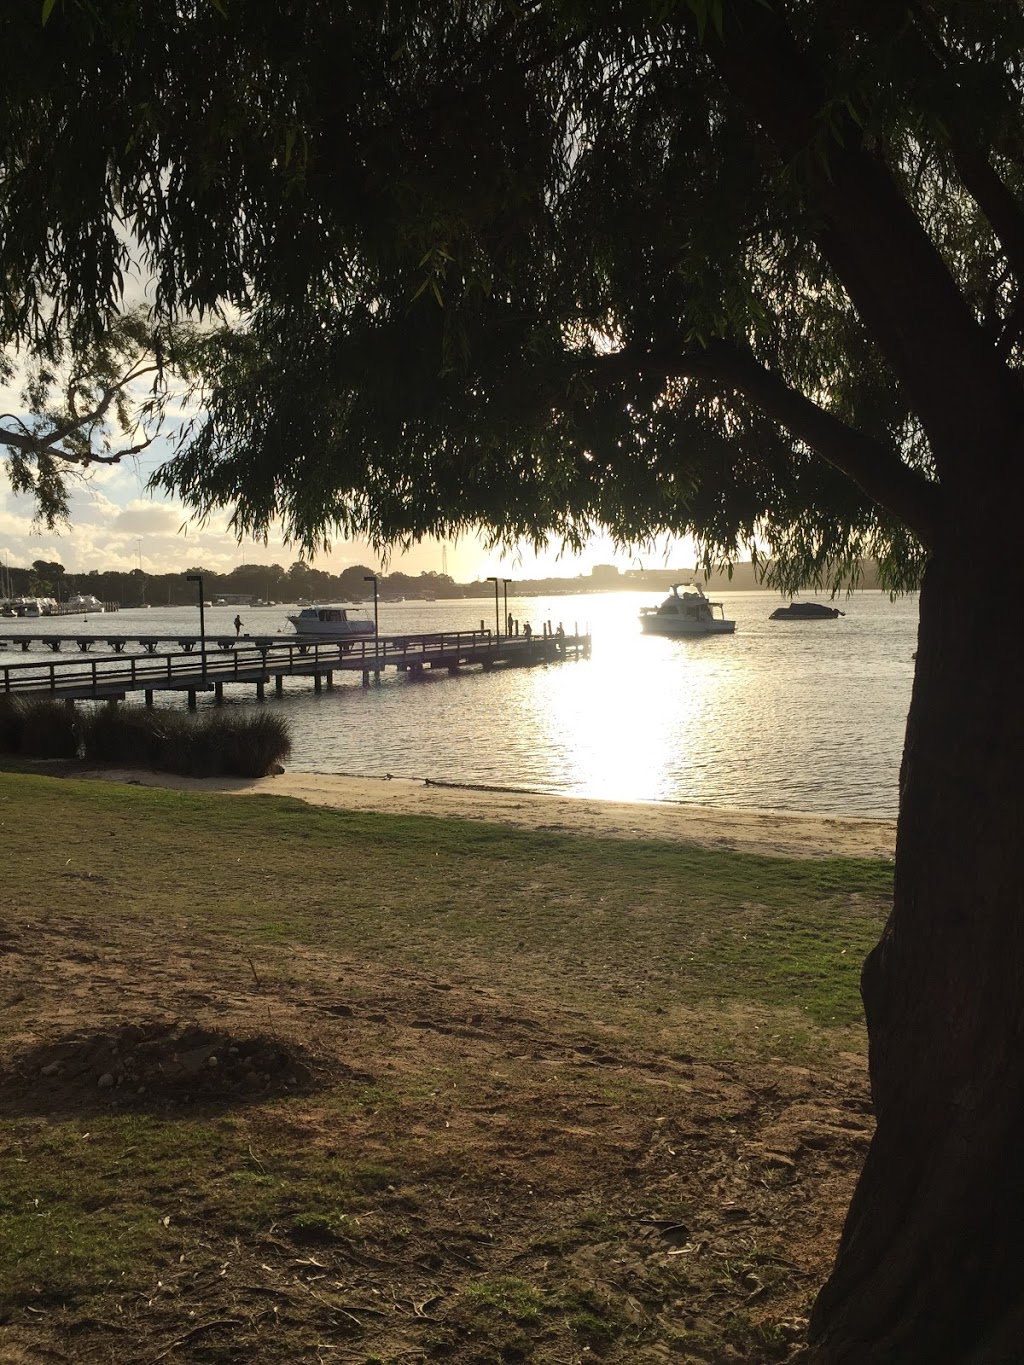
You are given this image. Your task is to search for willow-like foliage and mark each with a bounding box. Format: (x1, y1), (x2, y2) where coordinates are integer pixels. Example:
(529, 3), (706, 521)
(4, 1), (1023, 589)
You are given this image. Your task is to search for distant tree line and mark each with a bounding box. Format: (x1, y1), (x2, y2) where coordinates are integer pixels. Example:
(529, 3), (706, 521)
(2, 556), (889, 606)
(0, 559), (465, 606)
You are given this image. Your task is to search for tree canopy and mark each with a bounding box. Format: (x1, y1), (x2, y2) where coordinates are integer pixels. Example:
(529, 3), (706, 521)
(5, 1), (1022, 591)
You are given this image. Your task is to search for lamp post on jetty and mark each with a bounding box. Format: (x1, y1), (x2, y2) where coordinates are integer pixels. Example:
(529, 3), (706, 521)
(185, 573), (207, 677)
(486, 575), (500, 638)
(502, 578), (511, 635)
(363, 575), (379, 644)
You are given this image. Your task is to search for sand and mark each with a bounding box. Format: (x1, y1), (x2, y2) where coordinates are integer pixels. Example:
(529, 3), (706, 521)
(81, 767), (897, 860)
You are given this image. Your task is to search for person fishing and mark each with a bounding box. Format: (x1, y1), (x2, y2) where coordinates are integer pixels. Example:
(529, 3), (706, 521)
(234, 614), (243, 637)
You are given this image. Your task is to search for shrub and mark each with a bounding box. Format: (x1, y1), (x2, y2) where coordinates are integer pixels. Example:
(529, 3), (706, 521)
(0, 697), (23, 753)
(0, 697), (79, 759)
(78, 706), (168, 768)
(76, 705), (291, 778)
(203, 711), (292, 778)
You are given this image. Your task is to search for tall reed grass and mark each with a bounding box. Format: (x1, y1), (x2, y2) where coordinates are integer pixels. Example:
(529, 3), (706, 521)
(0, 698), (80, 759)
(0, 699), (291, 778)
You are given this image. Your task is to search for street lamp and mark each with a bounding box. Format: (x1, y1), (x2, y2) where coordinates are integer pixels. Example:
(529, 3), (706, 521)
(486, 575), (500, 638)
(502, 578), (511, 636)
(363, 575), (379, 643)
(185, 574), (207, 676)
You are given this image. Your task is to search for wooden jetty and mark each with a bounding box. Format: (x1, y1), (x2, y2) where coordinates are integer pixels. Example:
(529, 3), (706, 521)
(0, 629), (591, 708)
(0, 632), (276, 654)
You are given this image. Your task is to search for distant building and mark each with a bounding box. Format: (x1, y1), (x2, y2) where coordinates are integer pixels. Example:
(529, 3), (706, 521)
(590, 564), (621, 583)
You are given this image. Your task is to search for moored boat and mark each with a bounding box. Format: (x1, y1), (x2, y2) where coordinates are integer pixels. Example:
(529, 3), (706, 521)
(67, 593), (106, 614)
(769, 601), (844, 620)
(639, 583), (735, 636)
(11, 597), (55, 618)
(287, 605), (375, 638)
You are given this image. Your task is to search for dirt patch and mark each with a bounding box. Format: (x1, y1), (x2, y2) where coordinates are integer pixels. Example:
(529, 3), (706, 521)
(0, 910), (871, 1363)
(0, 1021), (338, 1118)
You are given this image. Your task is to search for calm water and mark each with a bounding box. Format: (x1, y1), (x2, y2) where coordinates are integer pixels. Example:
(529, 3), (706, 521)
(2, 590), (918, 817)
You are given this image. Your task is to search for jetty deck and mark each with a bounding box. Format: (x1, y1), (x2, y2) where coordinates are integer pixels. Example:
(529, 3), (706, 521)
(0, 629), (590, 707)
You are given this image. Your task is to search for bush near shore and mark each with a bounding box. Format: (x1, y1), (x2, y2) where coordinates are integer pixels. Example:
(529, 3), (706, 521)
(0, 698), (79, 760)
(0, 699), (290, 778)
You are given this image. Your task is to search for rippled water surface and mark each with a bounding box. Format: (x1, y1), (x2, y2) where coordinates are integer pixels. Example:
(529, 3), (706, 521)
(3, 590), (918, 817)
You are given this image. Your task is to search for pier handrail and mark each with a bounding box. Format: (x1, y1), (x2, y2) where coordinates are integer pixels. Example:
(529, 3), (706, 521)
(0, 628), (522, 695)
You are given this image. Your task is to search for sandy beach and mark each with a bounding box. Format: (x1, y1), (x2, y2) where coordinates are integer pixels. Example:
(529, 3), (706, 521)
(80, 767), (897, 860)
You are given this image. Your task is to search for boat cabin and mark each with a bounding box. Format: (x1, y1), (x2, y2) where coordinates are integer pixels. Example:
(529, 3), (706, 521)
(653, 584), (727, 622)
(298, 607), (354, 624)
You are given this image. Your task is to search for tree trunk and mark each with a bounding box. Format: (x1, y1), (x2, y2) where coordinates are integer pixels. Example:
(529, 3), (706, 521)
(810, 553), (1024, 1363)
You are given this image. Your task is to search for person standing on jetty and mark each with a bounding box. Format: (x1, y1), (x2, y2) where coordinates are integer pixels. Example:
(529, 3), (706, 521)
(233, 614), (243, 637)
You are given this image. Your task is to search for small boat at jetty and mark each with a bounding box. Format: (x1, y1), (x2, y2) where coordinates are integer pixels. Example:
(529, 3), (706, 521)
(639, 583), (735, 636)
(10, 597), (56, 618)
(769, 601), (844, 620)
(287, 605), (375, 639)
(67, 594), (106, 614)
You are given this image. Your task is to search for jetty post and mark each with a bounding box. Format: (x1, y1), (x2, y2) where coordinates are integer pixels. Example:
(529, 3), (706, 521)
(185, 573), (207, 679)
(363, 574), (379, 640)
(364, 574), (381, 680)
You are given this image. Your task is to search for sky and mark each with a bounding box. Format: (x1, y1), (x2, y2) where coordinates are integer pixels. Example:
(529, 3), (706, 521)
(0, 443), (695, 584)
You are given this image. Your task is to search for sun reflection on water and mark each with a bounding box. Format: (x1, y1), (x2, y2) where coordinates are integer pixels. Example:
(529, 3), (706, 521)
(44, 588), (918, 817)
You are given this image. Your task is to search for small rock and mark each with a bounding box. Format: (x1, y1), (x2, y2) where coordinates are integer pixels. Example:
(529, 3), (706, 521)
(779, 1317), (810, 1342)
(97, 1072), (115, 1089)
(40, 1062), (62, 1078)
(207, 1055), (219, 1069)
(269, 763), (285, 775)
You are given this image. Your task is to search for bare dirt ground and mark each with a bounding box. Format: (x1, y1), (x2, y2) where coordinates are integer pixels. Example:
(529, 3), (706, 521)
(0, 897), (872, 1363)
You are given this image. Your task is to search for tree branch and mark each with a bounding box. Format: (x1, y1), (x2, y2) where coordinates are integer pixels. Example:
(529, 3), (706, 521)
(698, 0), (1024, 471)
(0, 357), (163, 469)
(49, 361), (160, 447)
(0, 422), (155, 465)
(589, 341), (944, 548)
(907, 1), (1024, 292)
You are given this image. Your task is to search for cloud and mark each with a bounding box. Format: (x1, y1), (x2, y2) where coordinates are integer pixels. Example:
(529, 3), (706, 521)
(111, 501), (184, 536)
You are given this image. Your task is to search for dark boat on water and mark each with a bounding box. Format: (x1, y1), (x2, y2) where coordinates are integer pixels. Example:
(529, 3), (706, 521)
(769, 601), (844, 620)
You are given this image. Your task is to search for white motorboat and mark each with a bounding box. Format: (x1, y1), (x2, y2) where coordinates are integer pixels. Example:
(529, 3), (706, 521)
(639, 583), (735, 636)
(67, 594), (105, 614)
(12, 597), (55, 618)
(287, 605), (375, 639)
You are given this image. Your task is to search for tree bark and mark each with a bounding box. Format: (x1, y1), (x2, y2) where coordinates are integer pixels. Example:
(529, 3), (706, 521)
(810, 549), (1024, 1363)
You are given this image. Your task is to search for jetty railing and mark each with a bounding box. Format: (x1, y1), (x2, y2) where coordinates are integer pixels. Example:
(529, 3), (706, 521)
(0, 628), (589, 703)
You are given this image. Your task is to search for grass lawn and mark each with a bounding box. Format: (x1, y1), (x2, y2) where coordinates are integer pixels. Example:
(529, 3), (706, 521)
(0, 769), (891, 1363)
